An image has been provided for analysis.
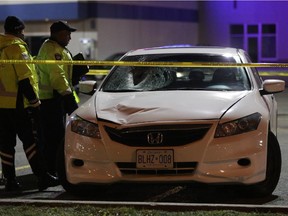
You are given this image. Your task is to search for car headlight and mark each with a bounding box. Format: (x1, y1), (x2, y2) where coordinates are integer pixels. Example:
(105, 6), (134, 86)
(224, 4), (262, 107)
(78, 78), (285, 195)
(70, 115), (101, 138)
(215, 112), (262, 138)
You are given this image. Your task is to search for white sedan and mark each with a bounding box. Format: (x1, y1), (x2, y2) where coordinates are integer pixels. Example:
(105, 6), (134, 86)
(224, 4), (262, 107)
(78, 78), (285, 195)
(58, 46), (285, 197)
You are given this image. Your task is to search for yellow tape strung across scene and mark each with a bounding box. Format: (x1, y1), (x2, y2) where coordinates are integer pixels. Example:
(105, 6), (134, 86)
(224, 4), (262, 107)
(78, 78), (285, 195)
(87, 71), (288, 77)
(1, 60), (288, 76)
(1, 59), (288, 68)
(87, 69), (109, 75)
(87, 70), (288, 77)
(259, 72), (288, 77)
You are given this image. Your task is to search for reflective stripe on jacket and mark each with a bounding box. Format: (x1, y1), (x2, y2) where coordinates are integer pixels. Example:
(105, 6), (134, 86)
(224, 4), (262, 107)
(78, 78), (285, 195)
(0, 34), (38, 108)
(36, 39), (74, 100)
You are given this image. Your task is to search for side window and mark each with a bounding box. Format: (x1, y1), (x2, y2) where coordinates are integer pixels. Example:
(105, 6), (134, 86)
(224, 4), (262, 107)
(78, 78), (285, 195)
(250, 67), (262, 89)
(244, 53), (262, 88)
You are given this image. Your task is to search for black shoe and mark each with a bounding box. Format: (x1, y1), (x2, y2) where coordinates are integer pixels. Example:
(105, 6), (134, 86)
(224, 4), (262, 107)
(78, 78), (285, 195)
(38, 172), (60, 191)
(5, 178), (22, 192)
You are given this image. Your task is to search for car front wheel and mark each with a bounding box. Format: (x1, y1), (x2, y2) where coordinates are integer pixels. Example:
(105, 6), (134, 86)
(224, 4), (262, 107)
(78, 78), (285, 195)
(56, 140), (84, 194)
(242, 132), (282, 197)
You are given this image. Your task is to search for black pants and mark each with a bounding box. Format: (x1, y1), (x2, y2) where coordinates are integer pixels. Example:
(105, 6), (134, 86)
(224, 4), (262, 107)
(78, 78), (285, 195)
(0, 108), (45, 180)
(40, 98), (65, 175)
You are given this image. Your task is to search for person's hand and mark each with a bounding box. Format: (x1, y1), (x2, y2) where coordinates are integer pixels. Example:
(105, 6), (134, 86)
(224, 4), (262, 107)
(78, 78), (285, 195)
(62, 93), (78, 115)
(29, 99), (41, 107)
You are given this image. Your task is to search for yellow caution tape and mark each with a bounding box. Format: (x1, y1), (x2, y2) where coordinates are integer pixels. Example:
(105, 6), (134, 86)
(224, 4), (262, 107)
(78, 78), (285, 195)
(259, 72), (288, 76)
(87, 69), (109, 75)
(2, 60), (288, 76)
(2, 59), (288, 68)
(87, 70), (288, 76)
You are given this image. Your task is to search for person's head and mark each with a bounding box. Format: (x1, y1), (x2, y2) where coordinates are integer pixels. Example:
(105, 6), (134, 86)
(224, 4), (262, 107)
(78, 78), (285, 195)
(4, 16), (25, 40)
(50, 20), (76, 47)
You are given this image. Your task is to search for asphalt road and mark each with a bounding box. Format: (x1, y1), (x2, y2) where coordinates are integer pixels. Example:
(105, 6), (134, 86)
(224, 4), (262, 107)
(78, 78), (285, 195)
(0, 89), (288, 206)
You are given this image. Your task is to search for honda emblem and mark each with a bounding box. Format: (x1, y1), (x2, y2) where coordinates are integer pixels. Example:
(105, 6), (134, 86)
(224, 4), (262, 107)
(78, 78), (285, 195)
(147, 132), (163, 144)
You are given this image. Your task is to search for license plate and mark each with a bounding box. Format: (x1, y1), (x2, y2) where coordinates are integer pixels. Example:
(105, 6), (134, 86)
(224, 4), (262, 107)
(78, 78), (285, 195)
(136, 149), (174, 169)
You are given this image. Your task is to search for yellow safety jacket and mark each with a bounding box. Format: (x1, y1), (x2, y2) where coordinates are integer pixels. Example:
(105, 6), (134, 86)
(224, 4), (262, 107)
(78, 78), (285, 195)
(0, 34), (38, 109)
(36, 39), (78, 101)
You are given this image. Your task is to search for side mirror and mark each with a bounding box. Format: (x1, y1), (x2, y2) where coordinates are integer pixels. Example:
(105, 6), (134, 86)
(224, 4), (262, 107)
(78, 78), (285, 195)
(260, 79), (285, 95)
(79, 80), (97, 95)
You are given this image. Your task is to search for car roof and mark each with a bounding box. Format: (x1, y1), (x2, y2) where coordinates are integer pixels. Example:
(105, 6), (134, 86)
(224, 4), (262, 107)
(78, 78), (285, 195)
(125, 46), (242, 57)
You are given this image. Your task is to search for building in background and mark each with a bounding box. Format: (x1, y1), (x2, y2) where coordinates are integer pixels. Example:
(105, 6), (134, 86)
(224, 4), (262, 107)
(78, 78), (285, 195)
(199, 1), (285, 63)
(0, 1), (198, 60)
(0, 1), (287, 63)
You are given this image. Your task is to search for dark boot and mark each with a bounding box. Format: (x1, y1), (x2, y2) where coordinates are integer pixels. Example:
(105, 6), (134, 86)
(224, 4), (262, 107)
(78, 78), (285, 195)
(24, 142), (59, 191)
(1, 160), (20, 192)
(5, 178), (22, 192)
(38, 172), (60, 191)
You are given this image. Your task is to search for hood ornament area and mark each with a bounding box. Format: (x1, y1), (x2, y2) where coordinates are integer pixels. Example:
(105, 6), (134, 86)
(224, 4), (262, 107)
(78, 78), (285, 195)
(147, 132), (164, 145)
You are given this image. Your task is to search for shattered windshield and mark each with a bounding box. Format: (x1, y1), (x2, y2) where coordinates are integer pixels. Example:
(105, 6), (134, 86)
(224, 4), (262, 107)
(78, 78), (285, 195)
(101, 54), (251, 92)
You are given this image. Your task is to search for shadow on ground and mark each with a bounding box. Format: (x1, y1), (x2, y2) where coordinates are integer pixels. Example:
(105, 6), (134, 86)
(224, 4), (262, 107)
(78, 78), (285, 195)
(55, 182), (278, 205)
(0, 174), (278, 205)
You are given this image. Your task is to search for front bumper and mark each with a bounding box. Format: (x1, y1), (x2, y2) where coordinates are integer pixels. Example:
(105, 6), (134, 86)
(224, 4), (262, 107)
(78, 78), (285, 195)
(64, 120), (267, 185)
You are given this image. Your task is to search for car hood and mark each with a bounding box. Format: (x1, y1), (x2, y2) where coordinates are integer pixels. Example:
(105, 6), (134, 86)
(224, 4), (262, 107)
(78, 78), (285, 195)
(95, 91), (248, 124)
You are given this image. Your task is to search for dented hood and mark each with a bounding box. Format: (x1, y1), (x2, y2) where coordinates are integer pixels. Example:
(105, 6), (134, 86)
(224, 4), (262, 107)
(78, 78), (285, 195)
(95, 91), (248, 124)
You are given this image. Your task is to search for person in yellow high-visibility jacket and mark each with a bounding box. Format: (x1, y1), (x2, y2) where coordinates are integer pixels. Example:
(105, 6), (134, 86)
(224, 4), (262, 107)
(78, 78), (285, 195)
(36, 20), (78, 175)
(0, 16), (59, 192)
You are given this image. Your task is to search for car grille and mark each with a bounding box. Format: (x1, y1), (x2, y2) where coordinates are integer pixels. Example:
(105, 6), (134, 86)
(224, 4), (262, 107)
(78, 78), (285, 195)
(117, 162), (198, 175)
(105, 124), (211, 146)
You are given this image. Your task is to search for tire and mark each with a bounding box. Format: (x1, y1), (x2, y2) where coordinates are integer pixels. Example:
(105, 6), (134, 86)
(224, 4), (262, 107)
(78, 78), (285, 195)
(242, 132), (282, 197)
(56, 140), (84, 194)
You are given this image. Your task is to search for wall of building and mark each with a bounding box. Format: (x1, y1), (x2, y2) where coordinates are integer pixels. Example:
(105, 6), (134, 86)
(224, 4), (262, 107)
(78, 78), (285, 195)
(0, 1), (199, 60)
(97, 18), (198, 59)
(91, 1), (199, 59)
(199, 1), (288, 62)
(2, 1), (288, 62)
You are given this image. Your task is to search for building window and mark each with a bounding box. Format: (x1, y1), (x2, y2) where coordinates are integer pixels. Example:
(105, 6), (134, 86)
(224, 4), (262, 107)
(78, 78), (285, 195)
(230, 24), (276, 62)
(261, 24), (276, 58)
(248, 25), (258, 34)
(230, 25), (244, 49)
(230, 25), (244, 34)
